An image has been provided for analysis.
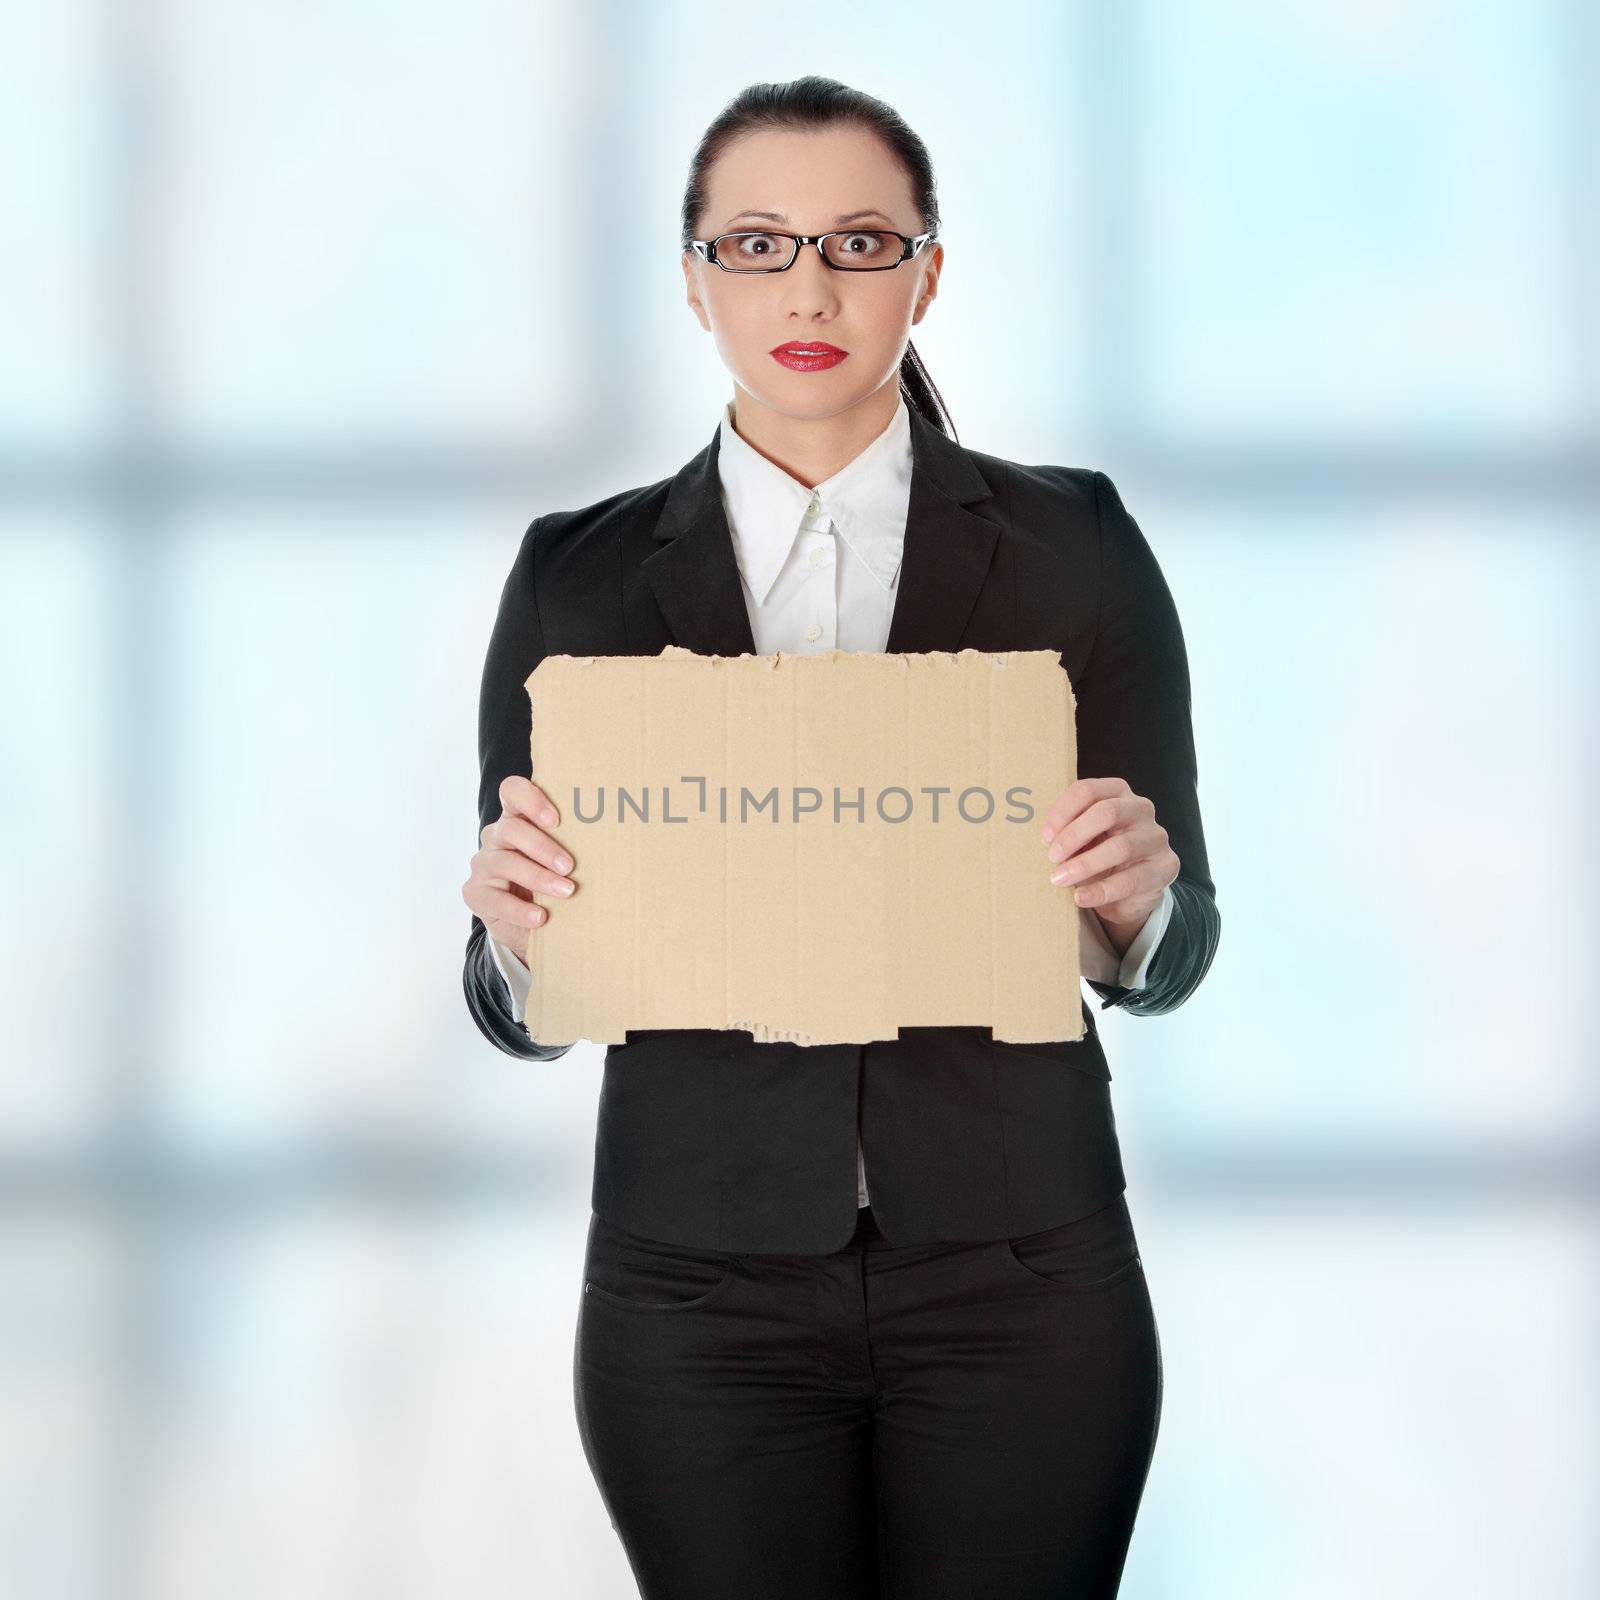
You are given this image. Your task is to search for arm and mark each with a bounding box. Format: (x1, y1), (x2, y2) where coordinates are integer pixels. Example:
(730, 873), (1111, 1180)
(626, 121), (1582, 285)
(1075, 471), (1221, 1016)
(462, 516), (574, 1061)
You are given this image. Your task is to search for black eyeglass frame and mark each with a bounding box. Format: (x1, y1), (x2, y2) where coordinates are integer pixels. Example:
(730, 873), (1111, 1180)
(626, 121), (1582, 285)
(687, 229), (938, 273)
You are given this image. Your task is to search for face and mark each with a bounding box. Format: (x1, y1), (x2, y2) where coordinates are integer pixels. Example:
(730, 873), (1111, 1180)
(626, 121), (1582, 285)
(681, 124), (943, 426)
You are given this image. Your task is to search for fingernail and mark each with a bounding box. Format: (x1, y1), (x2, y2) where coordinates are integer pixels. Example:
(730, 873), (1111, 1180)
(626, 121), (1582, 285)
(541, 807), (557, 826)
(555, 854), (572, 873)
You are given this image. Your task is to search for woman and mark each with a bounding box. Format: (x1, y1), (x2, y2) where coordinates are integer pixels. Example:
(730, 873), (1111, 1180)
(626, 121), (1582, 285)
(461, 76), (1220, 1600)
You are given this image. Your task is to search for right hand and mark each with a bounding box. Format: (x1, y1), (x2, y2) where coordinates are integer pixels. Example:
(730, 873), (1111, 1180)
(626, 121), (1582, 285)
(462, 775), (578, 958)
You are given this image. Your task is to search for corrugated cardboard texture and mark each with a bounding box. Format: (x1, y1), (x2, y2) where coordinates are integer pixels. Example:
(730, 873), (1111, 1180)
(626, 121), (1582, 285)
(521, 647), (1082, 1047)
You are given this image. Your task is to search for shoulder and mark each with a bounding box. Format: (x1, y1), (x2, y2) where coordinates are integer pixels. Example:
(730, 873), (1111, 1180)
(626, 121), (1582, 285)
(517, 472), (676, 559)
(955, 434), (1124, 526)
(959, 435), (1142, 555)
(503, 472), (679, 611)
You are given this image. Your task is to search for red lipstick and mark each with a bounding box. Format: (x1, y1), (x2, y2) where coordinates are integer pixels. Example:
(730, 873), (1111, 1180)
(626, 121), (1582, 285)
(770, 341), (848, 372)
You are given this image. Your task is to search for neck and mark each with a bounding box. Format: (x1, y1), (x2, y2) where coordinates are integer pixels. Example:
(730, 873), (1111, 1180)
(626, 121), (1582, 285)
(727, 382), (900, 489)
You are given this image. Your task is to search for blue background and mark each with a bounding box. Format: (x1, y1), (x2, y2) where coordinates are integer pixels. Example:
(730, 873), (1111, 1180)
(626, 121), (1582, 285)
(2, 1), (1595, 1594)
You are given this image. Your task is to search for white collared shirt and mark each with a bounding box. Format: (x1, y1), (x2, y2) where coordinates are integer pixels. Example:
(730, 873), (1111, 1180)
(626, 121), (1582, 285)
(491, 393), (1172, 1208)
(717, 392), (912, 655)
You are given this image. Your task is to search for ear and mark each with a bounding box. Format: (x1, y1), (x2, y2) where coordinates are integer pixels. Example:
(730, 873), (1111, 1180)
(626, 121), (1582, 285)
(909, 242), (943, 329)
(682, 250), (712, 332)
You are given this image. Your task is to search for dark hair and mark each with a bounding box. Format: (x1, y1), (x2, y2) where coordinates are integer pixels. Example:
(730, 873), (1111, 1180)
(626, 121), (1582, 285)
(680, 75), (955, 440)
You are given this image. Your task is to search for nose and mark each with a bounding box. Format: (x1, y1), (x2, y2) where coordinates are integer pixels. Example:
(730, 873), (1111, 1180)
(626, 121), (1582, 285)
(777, 242), (841, 313)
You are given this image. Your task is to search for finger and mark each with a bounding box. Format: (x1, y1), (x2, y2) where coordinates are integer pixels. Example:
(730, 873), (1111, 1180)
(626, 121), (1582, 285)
(497, 810), (576, 878)
(1045, 794), (1147, 864)
(483, 843), (577, 901)
(1049, 827), (1148, 887)
(1069, 861), (1165, 910)
(466, 881), (548, 933)
(485, 912), (539, 951)
(1041, 776), (1129, 841)
(499, 773), (560, 829)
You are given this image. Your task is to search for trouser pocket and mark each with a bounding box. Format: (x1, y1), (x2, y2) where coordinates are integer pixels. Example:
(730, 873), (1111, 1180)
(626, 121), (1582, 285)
(1001, 1193), (1141, 1291)
(581, 1213), (739, 1312)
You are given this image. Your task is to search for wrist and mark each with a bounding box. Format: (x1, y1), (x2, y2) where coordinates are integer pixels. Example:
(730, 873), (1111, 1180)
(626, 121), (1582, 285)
(1091, 900), (1158, 957)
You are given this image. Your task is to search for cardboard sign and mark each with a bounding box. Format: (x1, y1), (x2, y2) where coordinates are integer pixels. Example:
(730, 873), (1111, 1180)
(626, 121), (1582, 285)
(519, 647), (1082, 1047)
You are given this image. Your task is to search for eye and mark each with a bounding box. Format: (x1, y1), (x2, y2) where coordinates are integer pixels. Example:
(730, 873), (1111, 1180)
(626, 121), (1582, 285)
(731, 233), (782, 258)
(822, 231), (893, 267)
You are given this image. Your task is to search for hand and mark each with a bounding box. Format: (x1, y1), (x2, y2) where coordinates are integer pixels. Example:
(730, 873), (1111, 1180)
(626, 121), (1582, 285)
(1039, 776), (1177, 935)
(461, 775), (579, 958)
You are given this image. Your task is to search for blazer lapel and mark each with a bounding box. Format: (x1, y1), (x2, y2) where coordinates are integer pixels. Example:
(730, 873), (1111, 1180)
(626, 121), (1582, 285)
(884, 404), (1002, 655)
(641, 423), (758, 658)
(642, 400), (1001, 658)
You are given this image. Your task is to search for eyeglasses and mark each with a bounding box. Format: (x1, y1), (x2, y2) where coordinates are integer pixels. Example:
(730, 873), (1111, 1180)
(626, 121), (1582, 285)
(688, 229), (937, 273)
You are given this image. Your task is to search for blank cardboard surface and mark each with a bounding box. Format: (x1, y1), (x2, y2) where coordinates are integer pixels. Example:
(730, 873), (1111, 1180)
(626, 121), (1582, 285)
(521, 647), (1082, 1047)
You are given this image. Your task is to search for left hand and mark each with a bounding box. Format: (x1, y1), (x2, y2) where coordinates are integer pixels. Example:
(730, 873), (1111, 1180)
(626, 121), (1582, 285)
(1040, 776), (1178, 932)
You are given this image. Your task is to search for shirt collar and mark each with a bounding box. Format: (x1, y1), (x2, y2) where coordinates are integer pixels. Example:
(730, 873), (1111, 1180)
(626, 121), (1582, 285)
(716, 394), (913, 606)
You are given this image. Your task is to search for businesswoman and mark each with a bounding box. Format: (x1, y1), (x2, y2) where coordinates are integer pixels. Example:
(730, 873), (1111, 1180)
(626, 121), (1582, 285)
(461, 76), (1220, 1599)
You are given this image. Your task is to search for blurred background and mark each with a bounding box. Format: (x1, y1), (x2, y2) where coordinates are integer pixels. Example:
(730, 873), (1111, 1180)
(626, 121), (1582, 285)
(3, 0), (1596, 1595)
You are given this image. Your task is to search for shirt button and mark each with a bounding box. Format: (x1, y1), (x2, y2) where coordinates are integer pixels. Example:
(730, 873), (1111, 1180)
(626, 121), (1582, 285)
(805, 622), (823, 642)
(808, 548), (828, 569)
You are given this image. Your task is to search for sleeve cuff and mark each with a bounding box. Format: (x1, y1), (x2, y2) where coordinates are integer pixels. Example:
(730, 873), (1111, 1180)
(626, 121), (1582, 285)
(1113, 884), (1174, 990)
(487, 932), (534, 1024)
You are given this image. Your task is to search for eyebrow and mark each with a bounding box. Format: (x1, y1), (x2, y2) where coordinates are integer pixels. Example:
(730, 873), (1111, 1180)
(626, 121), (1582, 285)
(719, 208), (898, 230)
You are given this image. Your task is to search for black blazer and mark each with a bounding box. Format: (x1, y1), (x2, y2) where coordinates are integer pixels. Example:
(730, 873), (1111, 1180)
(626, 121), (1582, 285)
(464, 402), (1221, 1252)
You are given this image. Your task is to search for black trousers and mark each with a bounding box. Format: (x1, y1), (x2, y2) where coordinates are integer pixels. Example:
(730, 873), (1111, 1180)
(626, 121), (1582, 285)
(573, 1192), (1163, 1599)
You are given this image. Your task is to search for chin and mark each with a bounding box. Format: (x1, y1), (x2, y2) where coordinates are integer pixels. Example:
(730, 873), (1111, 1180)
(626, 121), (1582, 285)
(745, 375), (880, 421)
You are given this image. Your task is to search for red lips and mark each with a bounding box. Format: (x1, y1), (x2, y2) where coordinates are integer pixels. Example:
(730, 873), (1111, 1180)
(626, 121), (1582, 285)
(770, 341), (849, 372)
